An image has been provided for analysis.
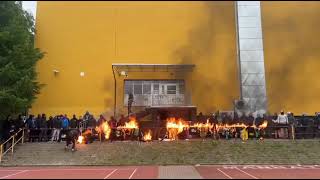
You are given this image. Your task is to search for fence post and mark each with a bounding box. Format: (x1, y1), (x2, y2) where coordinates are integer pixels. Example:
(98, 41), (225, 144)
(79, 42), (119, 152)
(11, 136), (15, 155)
(0, 144), (3, 163)
(22, 129), (25, 144)
(291, 124), (295, 140)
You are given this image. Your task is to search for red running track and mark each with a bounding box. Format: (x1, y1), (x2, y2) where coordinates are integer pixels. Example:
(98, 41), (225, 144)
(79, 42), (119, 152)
(196, 165), (320, 179)
(0, 166), (157, 179)
(1, 165), (320, 179)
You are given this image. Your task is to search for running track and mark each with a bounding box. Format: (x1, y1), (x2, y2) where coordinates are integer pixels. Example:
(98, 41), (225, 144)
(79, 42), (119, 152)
(1, 165), (320, 179)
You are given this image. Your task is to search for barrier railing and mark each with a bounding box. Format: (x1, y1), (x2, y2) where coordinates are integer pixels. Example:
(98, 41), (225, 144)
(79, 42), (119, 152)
(0, 128), (24, 163)
(16, 124), (320, 143)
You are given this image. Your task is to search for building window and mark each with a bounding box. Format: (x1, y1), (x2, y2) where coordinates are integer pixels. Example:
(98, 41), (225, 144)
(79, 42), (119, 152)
(179, 84), (185, 94)
(143, 83), (151, 94)
(167, 85), (177, 94)
(134, 83), (142, 95)
(153, 84), (159, 94)
(125, 82), (133, 94)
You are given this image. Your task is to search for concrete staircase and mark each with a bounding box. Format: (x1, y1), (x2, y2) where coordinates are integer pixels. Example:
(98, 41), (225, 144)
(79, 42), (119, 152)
(0, 141), (145, 166)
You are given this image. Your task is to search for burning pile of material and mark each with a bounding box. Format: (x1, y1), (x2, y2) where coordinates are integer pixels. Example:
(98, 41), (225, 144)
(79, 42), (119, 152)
(77, 135), (84, 144)
(77, 129), (93, 144)
(95, 121), (112, 140)
(118, 116), (139, 129)
(143, 129), (152, 141)
(166, 117), (189, 140)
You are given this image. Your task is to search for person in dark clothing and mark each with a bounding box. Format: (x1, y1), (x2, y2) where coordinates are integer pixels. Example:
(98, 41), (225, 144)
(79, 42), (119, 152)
(117, 114), (126, 127)
(109, 116), (117, 142)
(65, 129), (79, 151)
(153, 115), (162, 140)
(51, 116), (62, 141)
(35, 114), (42, 141)
(87, 115), (96, 129)
(128, 93), (134, 115)
(247, 113), (255, 138)
(254, 114), (264, 139)
(97, 115), (106, 127)
(15, 115), (24, 130)
(47, 116), (54, 129)
(26, 115), (38, 142)
(70, 115), (78, 129)
(38, 114), (48, 142)
(2, 116), (15, 151)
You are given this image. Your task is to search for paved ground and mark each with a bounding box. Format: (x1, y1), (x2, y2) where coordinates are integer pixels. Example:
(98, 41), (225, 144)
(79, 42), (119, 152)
(1, 165), (320, 179)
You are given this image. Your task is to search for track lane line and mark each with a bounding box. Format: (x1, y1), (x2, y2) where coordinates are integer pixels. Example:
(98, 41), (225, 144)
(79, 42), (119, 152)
(128, 168), (137, 179)
(217, 168), (233, 179)
(0, 168), (134, 172)
(104, 169), (118, 179)
(0, 170), (29, 179)
(235, 167), (258, 179)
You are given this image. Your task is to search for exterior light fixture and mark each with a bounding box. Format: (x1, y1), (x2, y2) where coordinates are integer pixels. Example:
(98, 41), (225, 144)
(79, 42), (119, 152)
(120, 71), (128, 77)
(53, 69), (59, 76)
(80, 72), (85, 77)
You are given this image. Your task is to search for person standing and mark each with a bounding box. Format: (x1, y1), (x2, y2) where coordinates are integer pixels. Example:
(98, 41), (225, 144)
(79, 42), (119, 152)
(58, 115), (70, 142)
(128, 93), (134, 116)
(70, 115), (78, 129)
(273, 110), (289, 138)
(108, 116), (117, 142)
(51, 116), (62, 142)
(38, 114), (48, 142)
(153, 115), (162, 140)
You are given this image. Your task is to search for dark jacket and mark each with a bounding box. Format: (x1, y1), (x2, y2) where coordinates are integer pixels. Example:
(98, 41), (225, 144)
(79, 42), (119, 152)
(70, 118), (78, 129)
(52, 117), (62, 129)
(39, 117), (48, 129)
(67, 129), (79, 140)
(47, 117), (53, 129)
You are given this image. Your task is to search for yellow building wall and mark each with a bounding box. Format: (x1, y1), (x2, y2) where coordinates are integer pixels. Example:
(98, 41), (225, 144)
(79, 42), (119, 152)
(262, 1), (320, 115)
(31, 1), (240, 118)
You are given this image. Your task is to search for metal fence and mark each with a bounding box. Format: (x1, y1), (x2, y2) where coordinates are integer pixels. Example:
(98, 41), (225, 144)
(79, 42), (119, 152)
(0, 128), (24, 163)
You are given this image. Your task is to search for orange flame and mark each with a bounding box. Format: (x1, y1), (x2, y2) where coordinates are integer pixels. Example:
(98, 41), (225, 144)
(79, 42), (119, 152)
(77, 135), (84, 144)
(118, 117), (138, 129)
(143, 129), (152, 141)
(191, 119), (214, 130)
(96, 122), (111, 140)
(166, 117), (189, 140)
(258, 121), (268, 129)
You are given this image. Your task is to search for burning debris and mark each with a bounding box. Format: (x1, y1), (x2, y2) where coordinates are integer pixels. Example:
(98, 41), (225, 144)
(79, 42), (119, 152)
(165, 117), (269, 141)
(95, 121), (112, 140)
(77, 135), (84, 144)
(143, 129), (152, 141)
(166, 117), (189, 140)
(117, 116), (139, 129)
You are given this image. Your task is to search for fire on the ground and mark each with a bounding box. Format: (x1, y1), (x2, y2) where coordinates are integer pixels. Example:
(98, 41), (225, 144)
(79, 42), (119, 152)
(86, 116), (268, 142)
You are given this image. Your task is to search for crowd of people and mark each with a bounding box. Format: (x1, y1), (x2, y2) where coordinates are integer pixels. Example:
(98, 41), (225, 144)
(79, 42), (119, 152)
(1, 110), (320, 145)
(194, 110), (320, 139)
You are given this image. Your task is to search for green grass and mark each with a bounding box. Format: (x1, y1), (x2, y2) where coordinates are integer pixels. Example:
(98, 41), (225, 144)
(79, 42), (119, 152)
(4, 139), (320, 166)
(84, 139), (320, 165)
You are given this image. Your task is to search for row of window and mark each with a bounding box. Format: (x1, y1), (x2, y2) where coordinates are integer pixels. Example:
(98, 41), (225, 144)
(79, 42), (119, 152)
(124, 80), (184, 95)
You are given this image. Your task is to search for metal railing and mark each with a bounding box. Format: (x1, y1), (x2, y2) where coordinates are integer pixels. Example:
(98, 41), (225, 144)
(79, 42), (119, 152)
(0, 128), (25, 163)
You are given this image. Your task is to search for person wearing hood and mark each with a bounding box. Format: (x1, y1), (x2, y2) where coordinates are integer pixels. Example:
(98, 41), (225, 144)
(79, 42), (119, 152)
(65, 128), (79, 152)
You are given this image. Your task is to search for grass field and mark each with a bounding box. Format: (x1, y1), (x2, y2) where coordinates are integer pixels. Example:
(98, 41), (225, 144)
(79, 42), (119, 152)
(94, 139), (320, 165)
(3, 139), (320, 166)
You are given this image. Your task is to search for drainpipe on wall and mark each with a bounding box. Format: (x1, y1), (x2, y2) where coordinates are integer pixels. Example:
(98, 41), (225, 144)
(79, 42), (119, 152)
(112, 65), (117, 117)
